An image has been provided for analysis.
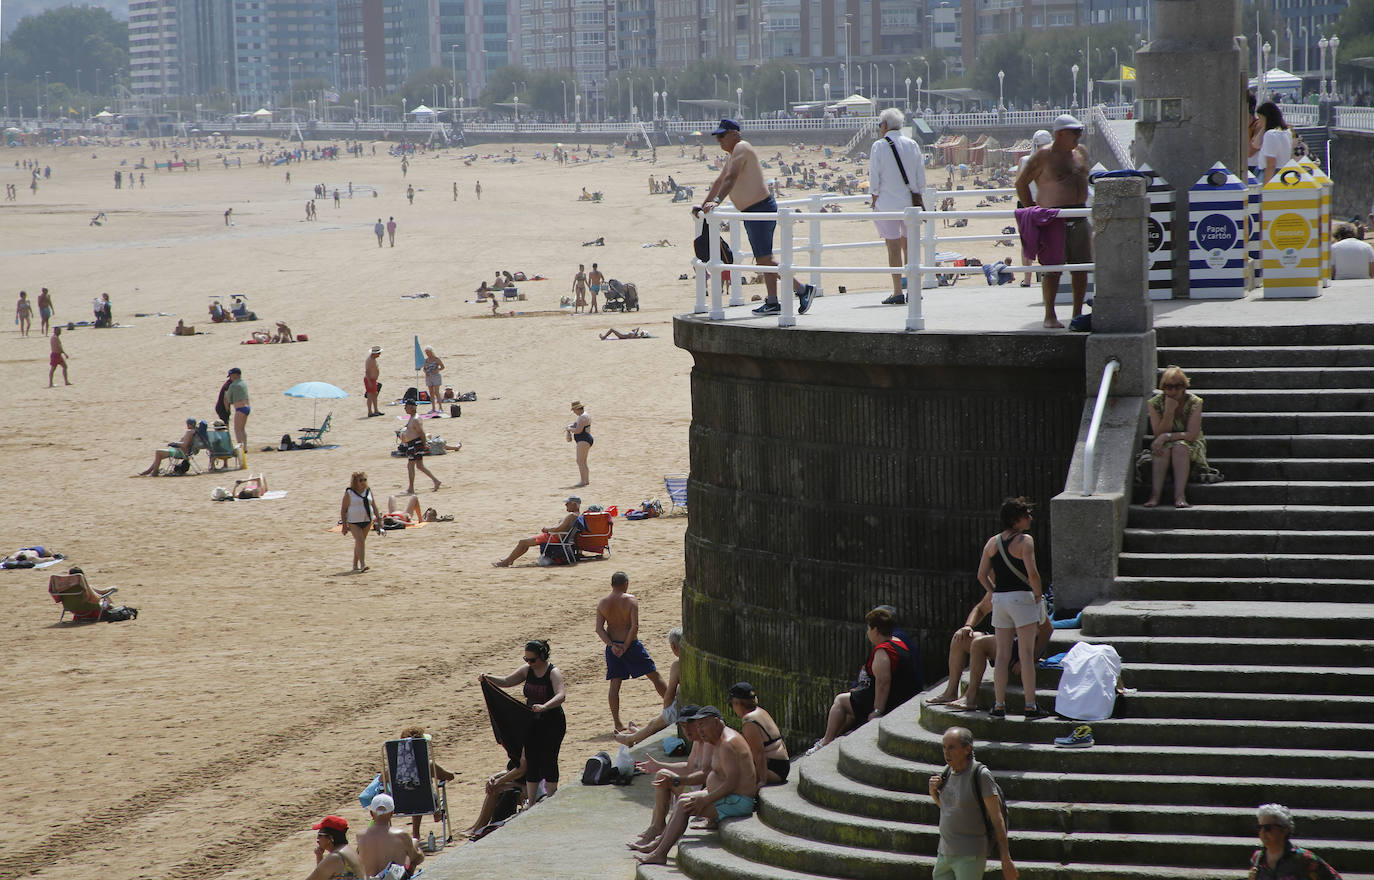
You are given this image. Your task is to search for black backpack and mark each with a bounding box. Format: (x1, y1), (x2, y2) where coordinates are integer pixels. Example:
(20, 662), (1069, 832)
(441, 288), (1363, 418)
(940, 760), (1009, 844)
(582, 751), (618, 785)
(693, 220), (735, 265)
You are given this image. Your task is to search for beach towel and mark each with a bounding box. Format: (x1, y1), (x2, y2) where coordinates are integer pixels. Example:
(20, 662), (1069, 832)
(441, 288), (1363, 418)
(481, 677), (534, 766)
(1054, 643), (1123, 721)
(2, 554), (65, 570)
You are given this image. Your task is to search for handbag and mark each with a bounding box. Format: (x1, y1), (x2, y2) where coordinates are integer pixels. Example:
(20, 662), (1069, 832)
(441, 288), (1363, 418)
(885, 136), (924, 208)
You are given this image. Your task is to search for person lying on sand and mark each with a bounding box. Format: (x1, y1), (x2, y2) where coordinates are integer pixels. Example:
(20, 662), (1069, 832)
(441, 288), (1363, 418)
(233, 473), (267, 498)
(600, 328), (653, 340)
(582, 237), (605, 247)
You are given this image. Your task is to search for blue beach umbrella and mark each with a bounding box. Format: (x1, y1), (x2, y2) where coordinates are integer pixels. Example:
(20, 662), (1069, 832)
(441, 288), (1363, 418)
(413, 335), (424, 371)
(283, 380), (348, 424)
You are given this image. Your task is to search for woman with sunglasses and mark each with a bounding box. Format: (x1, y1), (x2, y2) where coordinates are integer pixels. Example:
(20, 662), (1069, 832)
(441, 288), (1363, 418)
(1249, 803), (1341, 879)
(481, 639), (567, 806)
(1146, 366), (1208, 509)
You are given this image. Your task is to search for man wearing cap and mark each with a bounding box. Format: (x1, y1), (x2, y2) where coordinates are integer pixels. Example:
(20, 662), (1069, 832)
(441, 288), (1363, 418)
(634, 705), (758, 866)
(628, 703), (710, 851)
(307, 815), (366, 880)
(596, 571), (668, 733)
(222, 367), (250, 450)
(868, 107), (926, 305)
(364, 346), (383, 417)
(492, 496), (581, 567)
(695, 119), (816, 317)
(1015, 114), (1091, 328)
(357, 794), (425, 880)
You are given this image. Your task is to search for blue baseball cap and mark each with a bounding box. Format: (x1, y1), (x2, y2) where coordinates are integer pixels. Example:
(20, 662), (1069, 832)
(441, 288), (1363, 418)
(711, 118), (741, 136)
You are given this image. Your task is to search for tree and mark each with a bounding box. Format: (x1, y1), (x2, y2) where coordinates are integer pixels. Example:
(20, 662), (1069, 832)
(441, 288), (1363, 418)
(398, 66), (461, 111)
(969, 24), (1136, 109)
(0, 6), (128, 95)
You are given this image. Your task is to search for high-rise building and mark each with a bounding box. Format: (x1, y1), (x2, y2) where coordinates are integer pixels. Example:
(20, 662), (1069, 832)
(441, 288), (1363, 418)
(467, 0), (521, 97)
(617, 0), (656, 71)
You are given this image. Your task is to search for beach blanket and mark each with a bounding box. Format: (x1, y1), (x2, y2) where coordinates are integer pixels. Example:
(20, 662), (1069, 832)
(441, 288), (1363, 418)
(2, 554), (65, 570)
(328, 520), (425, 533)
(481, 677), (534, 766)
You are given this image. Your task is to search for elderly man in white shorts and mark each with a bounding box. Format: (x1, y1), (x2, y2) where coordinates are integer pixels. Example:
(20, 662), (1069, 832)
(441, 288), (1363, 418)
(868, 106), (927, 305)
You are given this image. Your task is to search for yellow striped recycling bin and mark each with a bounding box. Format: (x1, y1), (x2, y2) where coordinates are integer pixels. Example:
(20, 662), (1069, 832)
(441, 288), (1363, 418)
(1297, 157), (1332, 286)
(1261, 160), (1322, 299)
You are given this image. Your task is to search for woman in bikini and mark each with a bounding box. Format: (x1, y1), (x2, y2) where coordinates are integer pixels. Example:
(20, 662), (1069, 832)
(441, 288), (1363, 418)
(565, 400), (592, 487)
(727, 682), (791, 789)
(340, 472), (380, 572)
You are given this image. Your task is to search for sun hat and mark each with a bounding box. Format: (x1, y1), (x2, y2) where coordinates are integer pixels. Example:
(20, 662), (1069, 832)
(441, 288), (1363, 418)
(370, 345), (383, 355)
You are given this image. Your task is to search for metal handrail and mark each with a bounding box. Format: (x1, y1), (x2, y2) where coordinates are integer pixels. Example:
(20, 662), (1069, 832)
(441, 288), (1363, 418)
(1082, 358), (1122, 496)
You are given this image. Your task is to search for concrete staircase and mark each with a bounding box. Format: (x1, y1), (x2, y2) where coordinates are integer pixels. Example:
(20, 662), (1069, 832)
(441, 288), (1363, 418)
(639, 323), (1374, 880)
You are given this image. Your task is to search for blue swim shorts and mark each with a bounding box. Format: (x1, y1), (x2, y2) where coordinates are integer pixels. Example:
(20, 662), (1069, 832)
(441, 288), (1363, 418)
(605, 639), (657, 680)
(713, 793), (756, 820)
(741, 196), (777, 260)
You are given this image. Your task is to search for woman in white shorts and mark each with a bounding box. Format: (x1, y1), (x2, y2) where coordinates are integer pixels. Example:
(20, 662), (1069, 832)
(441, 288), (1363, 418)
(976, 497), (1048, 720)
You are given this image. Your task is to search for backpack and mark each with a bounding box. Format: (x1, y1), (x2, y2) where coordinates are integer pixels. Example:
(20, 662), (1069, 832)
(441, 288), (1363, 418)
(941, 760), (1009, 845)
(582, 751), (618, 785)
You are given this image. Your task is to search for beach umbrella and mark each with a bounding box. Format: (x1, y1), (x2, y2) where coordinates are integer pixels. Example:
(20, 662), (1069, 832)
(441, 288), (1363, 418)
(413, 335), (424, 370)
(283, 381), (348, 424)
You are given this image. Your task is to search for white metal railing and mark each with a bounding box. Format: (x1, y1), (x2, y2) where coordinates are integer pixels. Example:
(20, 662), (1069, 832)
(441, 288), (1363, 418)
(1082, 358), (1122, 496)
(1284, 105), (1319, 127)
(1092, 105), (1132, 169)
(690, 189), (1091, 331)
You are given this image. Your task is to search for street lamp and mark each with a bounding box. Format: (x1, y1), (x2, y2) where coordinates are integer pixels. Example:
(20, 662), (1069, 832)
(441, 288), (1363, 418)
(1044, 53), (1051, 106)
(916, 76), (922, 111)
(1071, 63), (1079, 108)
(575, 92), (581, 125)
(997, 69), (1004, 110)
(905, 77), (911, 110)
(843, 14), (852, 97)
(890, 64), (896, 100)
(652, 90), (659, 119)
(1330, 35), (1341, 100)
(1319, 36), (1328, 99)
(1261, 42), (1271, 101)
(736, 86), (743, 118)
(1300, 26), (1308, 77)
(1111, 47), (1120, 105)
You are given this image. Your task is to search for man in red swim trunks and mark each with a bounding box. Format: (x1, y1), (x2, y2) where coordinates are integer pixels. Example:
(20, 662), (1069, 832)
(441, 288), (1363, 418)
(48, 327), (71, 387)
(364, 345), (383, 416)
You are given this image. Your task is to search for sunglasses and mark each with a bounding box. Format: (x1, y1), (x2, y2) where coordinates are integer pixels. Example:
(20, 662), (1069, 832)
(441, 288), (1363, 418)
(1258, 823), (1284, 832)
(523, 655), (538, 663)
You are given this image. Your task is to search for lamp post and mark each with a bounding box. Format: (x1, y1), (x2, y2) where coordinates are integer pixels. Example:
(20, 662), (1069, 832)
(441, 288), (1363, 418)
(997, 69), (1004, 110)
(1111, 47), (1121, 105)
(1071, 63), (1079, 108)
(563, 79), (568, 120)
(843, 15), (852, 97)
(1044, 53), (1051, 107)
(652, 91), (659, 119)
(781, 71), (786, 113)
(737, 86), (743, 118)
(1261, 42), (1271, 101)
(1319, 36), (1328, 99)
(905, 77), (911, 110)
(575, 93), (581, 125)
(1330, 35), (1341, 100)
(916, 76), (922, 111)
(889, 63), (896, 101)
(1286, 27), (1294, 80)
(1300, 26), (1308, 78)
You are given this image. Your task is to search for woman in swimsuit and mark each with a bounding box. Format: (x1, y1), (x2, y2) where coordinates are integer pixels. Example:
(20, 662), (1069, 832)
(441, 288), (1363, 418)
(421, 346), (445, 413)
(727, 682), (791, 789)
(565, 400), (592, 487)
(340, 471), (380, 572)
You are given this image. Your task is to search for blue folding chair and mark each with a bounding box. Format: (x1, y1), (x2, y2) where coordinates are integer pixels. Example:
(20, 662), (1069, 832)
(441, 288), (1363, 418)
(664, 474), (688, 515)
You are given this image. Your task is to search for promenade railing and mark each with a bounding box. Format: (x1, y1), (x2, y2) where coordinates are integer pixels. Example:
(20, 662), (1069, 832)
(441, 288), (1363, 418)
(690, 186), (1092, 331)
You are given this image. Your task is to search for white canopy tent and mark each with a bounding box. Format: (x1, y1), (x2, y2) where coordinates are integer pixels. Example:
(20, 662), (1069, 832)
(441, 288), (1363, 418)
(251, 107), (273, 119)
(409, 104), (436, 117)
(828, 93), (876, 111)
(1249, 68), (1303, 101)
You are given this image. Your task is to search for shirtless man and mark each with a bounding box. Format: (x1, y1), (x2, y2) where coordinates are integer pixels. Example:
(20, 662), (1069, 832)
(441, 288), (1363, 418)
(627, 704), (711, 850)
(634, 706), (759, 865)
(48, 327), (71, 386)
(572, 264), (589, 313)
(1015, 114), (1091, 329)
(364, 346), (383, 416)
(596, 572), (668, 732)
(616, 627), (682, 747)
(492, 496), (581, 567)
(357, 794), (424, 880)
(696, 119), (814, 317)
(587, 263), (604, 314)
(399, 397), (442, 493)
(307, 815), (366, 880)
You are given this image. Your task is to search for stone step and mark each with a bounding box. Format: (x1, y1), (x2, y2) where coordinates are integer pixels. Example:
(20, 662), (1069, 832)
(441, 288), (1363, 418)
(1079, 600), (1374, 641)
(966, 662), (1374, 697)
(913, 700), (1374, 752)
(833, 726), (1374, 810)
(1200, 388), (1374, 412)
(1126, 504), (1374, 530)
(1206, 457), (1374, 480)
(954, 682), (1374, 723)
(1149, 480), (1374, 505)
(1198, 435), (1374, 458)
(1203, 411), (1374, 434)
(1045, 632), (1374, 667)
(1173, 366), (1374, 389)
(1106, 575), (1374, 604)
(1157, 346), (1374, 368)
(1156, 325), (1374, 348)
(1123, 528), (1374, 555)
(1118, 551), (1374, 580)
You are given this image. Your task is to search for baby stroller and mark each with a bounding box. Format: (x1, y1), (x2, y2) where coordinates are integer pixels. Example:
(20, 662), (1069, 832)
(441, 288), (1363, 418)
(603, 279), (640, 312)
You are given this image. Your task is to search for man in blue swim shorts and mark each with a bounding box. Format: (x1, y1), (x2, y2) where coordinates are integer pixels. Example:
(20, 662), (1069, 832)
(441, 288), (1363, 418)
(695, 118), (816, 317)
(597, 571), (668, 732)
(634, 706), (759, 866)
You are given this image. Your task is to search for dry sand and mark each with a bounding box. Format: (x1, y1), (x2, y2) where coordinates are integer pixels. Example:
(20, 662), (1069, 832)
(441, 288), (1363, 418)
(0, 133), (1018, 880)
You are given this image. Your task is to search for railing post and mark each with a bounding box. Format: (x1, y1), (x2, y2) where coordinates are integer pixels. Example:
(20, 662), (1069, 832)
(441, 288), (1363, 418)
(728, 219), (744, 305)
(903, 206), (925, 330)
(694, 214), (708, 314)
(778, 211), (796, 327)
(921, 197), (938, 290)
(809, 193), (824, 296)
(708, 214), (725, 320)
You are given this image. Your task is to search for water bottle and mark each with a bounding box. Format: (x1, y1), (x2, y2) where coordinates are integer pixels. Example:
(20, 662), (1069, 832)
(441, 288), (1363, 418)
(427, 831), (436, 852)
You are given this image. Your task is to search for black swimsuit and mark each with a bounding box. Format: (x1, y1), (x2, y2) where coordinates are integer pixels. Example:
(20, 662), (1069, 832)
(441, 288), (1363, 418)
(572, 429), (593, 446)
(747, 719), (790, 782)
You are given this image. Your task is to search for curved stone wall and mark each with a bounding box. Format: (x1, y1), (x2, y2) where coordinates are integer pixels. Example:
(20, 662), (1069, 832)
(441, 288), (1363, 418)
(674, 317), (1085, 750)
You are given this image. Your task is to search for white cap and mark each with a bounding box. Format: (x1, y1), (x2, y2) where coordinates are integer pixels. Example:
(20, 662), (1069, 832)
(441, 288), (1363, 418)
(369, 793), (395, 815)
(1052, 114), (1084, 133)
(1032, 129), (1052, 147)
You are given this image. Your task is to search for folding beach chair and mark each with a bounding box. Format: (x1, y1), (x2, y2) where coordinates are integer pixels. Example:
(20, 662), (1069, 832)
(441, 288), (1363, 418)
(664, 474), (688, 515)
(539, 519), (583, 566)
(48, 572), (117, 622)
(164, 424), (210, 475)
(383, 736), (451, 849)
(208, 426), (246, 471)
(296, 411), (333, 448)
(576, 511), (613, 560)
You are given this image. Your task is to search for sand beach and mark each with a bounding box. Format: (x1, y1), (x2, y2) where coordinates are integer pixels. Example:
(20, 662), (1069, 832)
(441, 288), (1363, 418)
(0, 131), (1021, 880)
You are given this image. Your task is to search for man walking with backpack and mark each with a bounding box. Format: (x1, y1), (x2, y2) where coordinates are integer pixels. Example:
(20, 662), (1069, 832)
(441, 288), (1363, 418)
(929, 726), (1017, 880)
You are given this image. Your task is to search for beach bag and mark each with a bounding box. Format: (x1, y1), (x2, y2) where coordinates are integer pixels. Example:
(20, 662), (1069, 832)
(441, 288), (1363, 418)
(491, 786), (521, 822)
(101, 605), (138, 622)
(693, 221), (735, 265)
(582, 751), (617, 785)
(359, 773), (385, 808)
